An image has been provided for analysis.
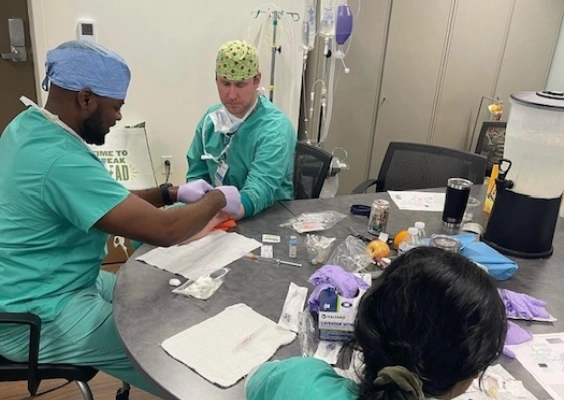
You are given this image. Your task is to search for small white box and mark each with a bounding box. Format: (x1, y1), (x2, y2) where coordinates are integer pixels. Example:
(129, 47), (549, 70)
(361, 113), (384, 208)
(318, 287), (365, 341)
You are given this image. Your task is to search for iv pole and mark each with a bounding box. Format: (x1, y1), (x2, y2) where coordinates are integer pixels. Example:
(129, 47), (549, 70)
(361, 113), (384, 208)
(253, 9), (300, 102)
(269, 11), (282, 102)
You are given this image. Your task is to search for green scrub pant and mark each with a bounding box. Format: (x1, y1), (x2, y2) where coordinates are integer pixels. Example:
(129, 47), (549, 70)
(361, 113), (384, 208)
(0, 271), (160, 396)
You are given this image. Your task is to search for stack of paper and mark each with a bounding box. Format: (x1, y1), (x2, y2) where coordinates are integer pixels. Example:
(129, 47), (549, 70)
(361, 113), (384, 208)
(388, 191), (445, 211)
(507, 332), (564, 400)
(136, 230), (261, 279)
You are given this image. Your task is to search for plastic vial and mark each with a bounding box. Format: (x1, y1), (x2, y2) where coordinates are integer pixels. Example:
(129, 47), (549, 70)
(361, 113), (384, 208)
(289, 236), (298, 258)
(414, 221), (427, 239)
(398, 227), (423, 255)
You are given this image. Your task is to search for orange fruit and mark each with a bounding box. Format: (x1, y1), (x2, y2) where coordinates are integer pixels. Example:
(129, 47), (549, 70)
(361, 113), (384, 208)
(366, 240), (391, 259)
(393, 230), (409, 249)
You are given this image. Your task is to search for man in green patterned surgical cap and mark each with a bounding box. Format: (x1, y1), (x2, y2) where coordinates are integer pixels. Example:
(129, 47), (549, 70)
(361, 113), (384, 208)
(214, 40), (261, 118)
(185, 40), (297, 220)
(216, 39), (260, 82)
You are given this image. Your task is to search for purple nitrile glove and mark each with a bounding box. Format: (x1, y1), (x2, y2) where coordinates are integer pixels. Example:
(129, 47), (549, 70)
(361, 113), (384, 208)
(215, 186), (241, 216)
(503, 321), (533, 359)
(307, 265), (370, 312)
(177, 179), (214, 203)
(498, 289), (549, 320)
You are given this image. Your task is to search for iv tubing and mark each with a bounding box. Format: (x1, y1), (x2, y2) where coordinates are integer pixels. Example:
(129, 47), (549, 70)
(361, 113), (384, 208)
(314, 0), (361, 144)
(319, 39), (336, 143)
(281, 13), (299, 130)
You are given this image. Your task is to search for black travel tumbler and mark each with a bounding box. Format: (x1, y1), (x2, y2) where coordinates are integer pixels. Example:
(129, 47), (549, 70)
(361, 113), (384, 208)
(442, 178), (472, 228)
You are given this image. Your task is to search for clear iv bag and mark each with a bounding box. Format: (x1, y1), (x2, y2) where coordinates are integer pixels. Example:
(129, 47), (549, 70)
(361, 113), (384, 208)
(303, 0), (317, 50)
(319, 0), (336, 37)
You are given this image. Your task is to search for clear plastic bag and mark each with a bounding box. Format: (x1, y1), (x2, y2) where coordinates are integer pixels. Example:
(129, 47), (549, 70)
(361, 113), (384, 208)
(298, 310), (318, 357)
(305, 234), (336, 265)
(281, 210), (347, 233)
(172, 268), (230, 300)
(326, 236), (374, 273)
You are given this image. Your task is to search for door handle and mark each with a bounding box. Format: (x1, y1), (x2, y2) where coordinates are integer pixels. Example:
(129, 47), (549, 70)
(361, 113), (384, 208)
(1, 46), (26, 61)
(1, 18), (27, 62)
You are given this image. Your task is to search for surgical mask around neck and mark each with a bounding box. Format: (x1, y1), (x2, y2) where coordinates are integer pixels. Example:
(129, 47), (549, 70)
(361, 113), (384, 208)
(209, 107), (245, 135)
(209, 97), (259, 135)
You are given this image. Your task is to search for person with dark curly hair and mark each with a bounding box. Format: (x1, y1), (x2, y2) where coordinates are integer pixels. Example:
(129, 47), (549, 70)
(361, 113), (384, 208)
(246, 246), (507, 400)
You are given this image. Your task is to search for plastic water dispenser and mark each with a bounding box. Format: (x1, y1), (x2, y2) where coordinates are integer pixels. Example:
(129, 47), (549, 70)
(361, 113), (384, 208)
(482, 91), (564, 258)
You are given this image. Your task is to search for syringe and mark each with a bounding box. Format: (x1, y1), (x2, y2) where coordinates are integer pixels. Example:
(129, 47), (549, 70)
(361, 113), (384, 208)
(246, 253), (302, 268)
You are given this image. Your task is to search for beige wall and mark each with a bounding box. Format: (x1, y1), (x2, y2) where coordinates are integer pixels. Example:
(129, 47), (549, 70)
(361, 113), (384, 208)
(548, 10), (564, 90)
(28, 0), (303, 185)
(26, 1), (564, 192)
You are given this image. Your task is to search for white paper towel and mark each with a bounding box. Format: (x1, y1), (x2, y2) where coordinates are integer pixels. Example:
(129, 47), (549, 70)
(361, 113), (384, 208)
(161, 303), (296, 388)
(137, 231), (261, 279)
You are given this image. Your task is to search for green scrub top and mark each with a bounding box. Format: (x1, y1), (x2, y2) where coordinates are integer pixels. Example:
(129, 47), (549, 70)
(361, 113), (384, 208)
(0, 108), (129, 321)
(186, 95), (296, 218)
(246, 357), (358, 400)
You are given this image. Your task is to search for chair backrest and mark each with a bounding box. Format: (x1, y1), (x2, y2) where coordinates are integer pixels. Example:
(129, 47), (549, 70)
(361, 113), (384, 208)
(376, 141), (487, 192)
(0, 312), (98, 398)
(293, 142), (333, 199)
(0, 312), (41, 395)
(475, 121), (507, 176)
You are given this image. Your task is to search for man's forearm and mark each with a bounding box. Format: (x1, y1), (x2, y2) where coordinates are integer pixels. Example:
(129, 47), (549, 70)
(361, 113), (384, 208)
(163, 190), (227, 245)
(131, 187), (178, 207)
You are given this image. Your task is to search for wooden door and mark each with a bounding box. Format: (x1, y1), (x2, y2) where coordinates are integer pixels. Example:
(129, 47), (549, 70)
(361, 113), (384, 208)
(0, 0), (37, 133)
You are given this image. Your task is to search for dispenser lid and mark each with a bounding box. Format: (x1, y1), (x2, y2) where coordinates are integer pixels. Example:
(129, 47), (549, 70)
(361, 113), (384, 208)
(510, 90), (564, 109)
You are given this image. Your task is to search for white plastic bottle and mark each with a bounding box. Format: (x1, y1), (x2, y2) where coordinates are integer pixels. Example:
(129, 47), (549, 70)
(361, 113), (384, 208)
(398, 227), (423, 255)
(414, 221), (427, 239)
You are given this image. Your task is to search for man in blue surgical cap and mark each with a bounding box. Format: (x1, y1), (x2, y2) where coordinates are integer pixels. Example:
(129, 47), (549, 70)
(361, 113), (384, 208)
(0, 40), (241, 396)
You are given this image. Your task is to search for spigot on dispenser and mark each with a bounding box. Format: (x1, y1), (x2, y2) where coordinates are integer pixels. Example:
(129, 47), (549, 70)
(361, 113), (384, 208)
(495, 158), (514, 191)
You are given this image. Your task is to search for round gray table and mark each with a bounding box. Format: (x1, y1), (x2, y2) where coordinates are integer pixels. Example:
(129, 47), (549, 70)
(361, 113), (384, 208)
(114, 189), (564, 399)
(113, 203), (317, 399)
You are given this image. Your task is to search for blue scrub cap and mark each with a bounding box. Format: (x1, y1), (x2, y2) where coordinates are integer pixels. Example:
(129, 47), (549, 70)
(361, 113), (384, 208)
(42, 40), (130, 100)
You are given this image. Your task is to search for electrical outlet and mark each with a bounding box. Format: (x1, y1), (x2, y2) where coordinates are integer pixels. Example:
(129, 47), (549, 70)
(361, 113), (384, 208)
(161, 155), (172, 175)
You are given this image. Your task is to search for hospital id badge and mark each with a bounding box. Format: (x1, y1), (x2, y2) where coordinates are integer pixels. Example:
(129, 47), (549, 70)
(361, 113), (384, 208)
(214, 161), (229, 186)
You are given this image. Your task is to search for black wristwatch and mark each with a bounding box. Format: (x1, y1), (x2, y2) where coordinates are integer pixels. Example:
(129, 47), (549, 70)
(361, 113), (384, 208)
(159, 183), (174, 206)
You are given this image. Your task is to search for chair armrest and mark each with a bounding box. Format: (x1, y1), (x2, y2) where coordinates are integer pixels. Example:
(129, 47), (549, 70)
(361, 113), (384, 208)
(0, 312), (41, 390)
(352, 179), (380, 194)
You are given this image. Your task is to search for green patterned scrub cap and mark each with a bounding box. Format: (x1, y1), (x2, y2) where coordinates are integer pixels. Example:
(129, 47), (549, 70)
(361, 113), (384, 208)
(216, 40), (259, 81)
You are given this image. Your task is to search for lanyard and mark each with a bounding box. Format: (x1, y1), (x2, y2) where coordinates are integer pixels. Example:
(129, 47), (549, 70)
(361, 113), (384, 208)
(19, 96), (91, 151)
(201, 114), (234, 163)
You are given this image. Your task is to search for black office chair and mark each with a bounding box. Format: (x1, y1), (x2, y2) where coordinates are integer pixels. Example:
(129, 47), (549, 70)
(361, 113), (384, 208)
(475, 121), (507, 176)
(353, 141), (487, 193)
(0, 312), (130, 400)
(293, 142), (333, 199)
